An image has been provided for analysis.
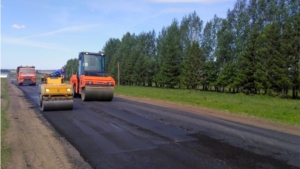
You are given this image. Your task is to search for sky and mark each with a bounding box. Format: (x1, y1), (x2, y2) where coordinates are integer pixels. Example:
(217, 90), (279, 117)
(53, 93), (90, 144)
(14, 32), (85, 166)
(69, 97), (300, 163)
(1, 0), (235, 70)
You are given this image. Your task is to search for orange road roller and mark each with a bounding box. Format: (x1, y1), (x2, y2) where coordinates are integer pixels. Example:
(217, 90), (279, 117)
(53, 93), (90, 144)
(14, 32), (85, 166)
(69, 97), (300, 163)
(70, 52), (116, 101)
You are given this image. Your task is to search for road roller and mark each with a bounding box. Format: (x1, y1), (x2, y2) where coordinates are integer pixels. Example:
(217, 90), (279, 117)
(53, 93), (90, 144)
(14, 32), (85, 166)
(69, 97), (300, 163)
(39, 74), (73, 111)
(70, 52), (116, 101)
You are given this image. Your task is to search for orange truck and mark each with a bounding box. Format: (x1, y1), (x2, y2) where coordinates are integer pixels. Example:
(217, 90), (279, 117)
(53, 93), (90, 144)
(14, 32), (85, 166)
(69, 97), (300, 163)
(17, 66), (37, 86)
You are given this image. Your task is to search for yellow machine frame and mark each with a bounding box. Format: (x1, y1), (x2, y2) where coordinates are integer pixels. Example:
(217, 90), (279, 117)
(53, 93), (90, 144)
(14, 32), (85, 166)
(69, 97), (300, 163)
(39, 75), (73, 111)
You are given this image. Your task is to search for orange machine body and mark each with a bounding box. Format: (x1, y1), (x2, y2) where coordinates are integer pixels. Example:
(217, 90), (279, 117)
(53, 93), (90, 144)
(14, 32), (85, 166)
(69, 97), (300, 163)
(70, 74), (115, 95)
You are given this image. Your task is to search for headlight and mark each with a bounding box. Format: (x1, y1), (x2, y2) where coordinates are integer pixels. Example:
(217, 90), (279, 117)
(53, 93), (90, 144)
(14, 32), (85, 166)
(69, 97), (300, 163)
(67, 88), (71, 92)
(45, 89), (50, 92)
(86, 81), (93, 85)
(108, 82), (112, 86)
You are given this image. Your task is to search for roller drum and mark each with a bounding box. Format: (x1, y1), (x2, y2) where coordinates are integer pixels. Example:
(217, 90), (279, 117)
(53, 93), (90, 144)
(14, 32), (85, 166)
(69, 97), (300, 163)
(42, 100), (73, 111)
(82, 87), (114, 101)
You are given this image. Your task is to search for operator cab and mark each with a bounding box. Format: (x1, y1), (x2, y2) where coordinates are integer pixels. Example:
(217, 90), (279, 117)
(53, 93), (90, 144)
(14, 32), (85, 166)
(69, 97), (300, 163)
(78, 52), (108, 77)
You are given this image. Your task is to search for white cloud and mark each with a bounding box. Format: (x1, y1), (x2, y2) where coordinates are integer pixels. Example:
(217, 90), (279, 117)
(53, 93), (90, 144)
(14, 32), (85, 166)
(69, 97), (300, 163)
(1, 36), (70, 51)
(21, 24), (102, 39)
(12, 24), (26, 29)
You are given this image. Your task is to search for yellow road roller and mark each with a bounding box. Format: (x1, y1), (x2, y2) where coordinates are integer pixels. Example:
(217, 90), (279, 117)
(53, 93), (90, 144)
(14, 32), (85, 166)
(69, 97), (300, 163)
(39, 74), (73, 111)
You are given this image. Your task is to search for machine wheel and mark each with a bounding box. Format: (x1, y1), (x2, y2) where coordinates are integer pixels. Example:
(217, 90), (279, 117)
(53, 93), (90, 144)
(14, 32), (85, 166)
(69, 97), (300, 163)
(42, 100), (73, 111)
(81, 88), (87, 101)
(19, 83), (22, 86)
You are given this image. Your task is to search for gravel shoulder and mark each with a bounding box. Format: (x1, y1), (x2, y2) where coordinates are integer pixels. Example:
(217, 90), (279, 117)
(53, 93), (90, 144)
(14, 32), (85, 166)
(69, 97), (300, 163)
(3, 79), (92, 169)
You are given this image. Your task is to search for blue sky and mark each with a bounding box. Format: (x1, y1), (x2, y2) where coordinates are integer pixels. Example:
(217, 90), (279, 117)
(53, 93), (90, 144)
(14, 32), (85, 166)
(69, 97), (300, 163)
(1, 0), (235, 70)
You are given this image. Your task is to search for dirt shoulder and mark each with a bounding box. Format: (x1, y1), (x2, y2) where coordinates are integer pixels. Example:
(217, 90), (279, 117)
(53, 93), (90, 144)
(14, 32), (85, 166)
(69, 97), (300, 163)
(3, 79), (92, 169)
(116, 94), (300, 136)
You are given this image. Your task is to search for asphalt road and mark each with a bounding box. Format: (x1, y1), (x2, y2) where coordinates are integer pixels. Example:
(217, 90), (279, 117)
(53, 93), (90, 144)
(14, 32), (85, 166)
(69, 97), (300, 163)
(13, 79), (300, 169)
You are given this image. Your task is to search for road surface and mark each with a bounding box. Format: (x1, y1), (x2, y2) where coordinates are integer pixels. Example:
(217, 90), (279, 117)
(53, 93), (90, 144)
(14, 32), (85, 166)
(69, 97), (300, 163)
(14, 79), (300, 169)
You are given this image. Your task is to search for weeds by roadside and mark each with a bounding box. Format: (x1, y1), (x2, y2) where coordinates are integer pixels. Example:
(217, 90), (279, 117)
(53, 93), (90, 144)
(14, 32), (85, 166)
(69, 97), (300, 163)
(115, 85), (300, 126)
(1, 78), (11, 168)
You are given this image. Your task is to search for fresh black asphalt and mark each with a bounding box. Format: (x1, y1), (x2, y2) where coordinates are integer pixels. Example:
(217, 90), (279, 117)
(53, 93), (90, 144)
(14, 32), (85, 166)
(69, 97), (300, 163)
(13, 79), (300, 169)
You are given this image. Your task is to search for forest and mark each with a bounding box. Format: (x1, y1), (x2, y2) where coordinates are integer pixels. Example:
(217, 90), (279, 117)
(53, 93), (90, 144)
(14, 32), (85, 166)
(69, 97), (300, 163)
(64, 0), (300, 99)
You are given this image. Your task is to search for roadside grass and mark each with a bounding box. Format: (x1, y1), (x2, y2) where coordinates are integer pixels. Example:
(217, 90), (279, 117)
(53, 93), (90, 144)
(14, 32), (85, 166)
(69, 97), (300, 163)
(9, 72), (16, 78)
(115, 85), (300, 126)
(1, 78), (11, 168)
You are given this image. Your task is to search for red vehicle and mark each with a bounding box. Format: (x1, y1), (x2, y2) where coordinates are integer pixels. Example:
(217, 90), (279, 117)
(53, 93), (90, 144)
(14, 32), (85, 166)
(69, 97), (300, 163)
(17, 66), (36, 86)
(70, 52), (115, 101)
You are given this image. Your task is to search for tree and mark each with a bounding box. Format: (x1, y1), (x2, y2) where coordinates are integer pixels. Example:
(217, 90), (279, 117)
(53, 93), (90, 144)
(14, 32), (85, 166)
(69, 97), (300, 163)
(65, 58), (78, 79)
(159, 20), (182, 88)
(154, 27), (167, 87)
(118, 32), (137, 85)
(103, 38), (122, 83)
(230, 0), (250, 92)
(103, 38), (121, 74)
(133, 31), (156, 86)
(133, 54), (153, 86)
(283, 9), (300, 98)
(182, 41), (205, 89)
(98, 2), (299, 99)
(180, 11), (203, 51)
(215, 18), (236, 92)
(235, 26), (259, 94)
(201, 15), (222, 90)
(180, 11), (203, 88)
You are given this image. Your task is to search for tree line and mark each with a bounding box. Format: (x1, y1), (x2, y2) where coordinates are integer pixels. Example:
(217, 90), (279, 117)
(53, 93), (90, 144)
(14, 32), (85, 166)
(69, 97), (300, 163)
(64, 59), (78, 80)
(65, 0), (300, 99)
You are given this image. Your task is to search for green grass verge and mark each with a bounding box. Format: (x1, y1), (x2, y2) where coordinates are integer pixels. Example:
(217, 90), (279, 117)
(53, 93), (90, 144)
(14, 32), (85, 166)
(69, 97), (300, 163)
(115, 85), (300, 126)
(1, 78), (11, 168)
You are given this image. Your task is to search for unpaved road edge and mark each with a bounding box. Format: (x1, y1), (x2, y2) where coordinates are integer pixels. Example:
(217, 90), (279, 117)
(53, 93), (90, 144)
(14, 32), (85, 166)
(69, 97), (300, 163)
(3, 79), (92, 169)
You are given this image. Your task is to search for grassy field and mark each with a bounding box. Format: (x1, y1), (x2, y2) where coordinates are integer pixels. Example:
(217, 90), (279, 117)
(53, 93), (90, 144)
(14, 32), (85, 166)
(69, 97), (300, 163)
(1, 78), (11, 168)
(115, 85), (300, 126)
